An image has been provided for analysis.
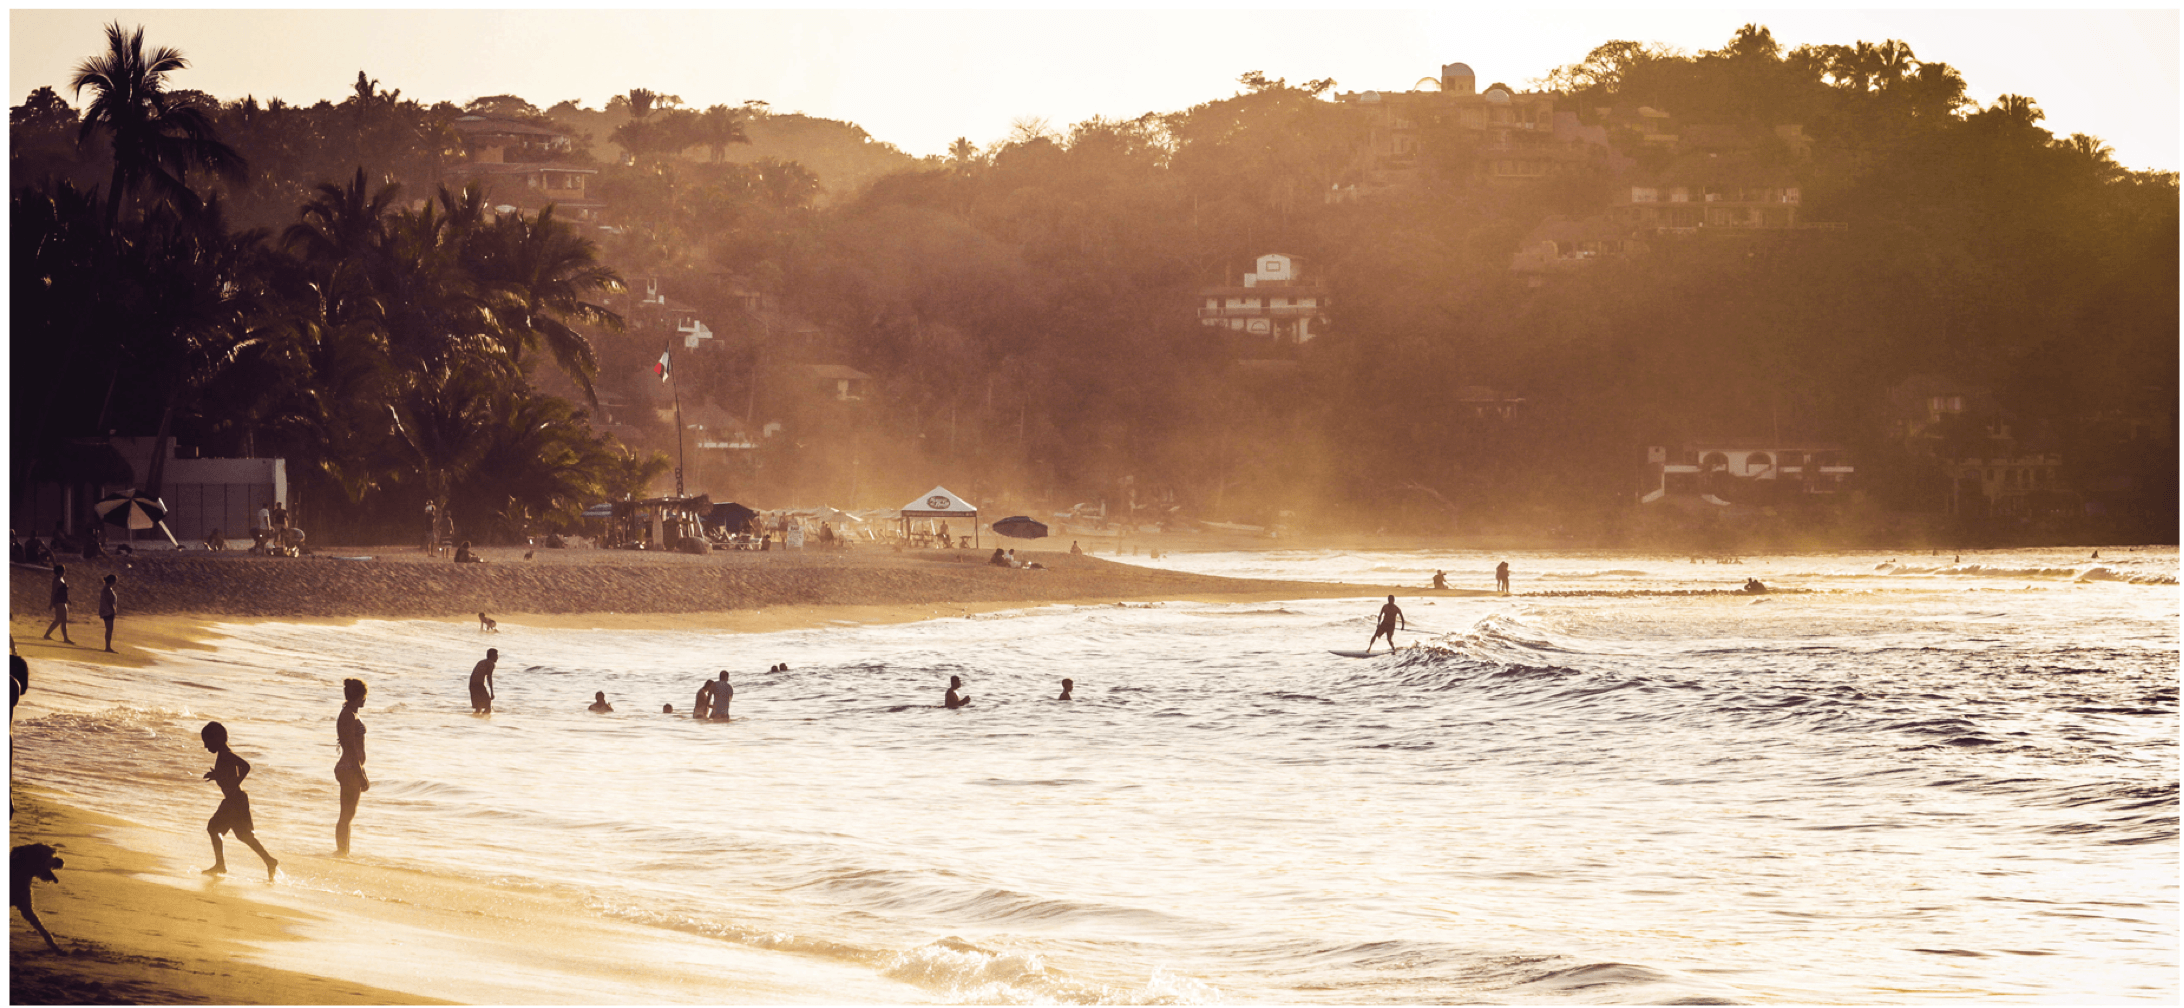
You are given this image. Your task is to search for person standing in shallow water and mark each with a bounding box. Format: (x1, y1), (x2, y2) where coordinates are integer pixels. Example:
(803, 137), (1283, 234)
(1494, 561), (1510, 595)
(469, 649), (497, 713)
(945, 675), (971, 709)
(334, 679), (369, 856)
(1057, 678), (1073, 701)
(200, 722), (278, 881)
(705, 671), (733, 720)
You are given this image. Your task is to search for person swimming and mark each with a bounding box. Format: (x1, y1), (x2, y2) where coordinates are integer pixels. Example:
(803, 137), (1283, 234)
(1057, 678), (1073, 701)
(945, 675), (971, 709)
(588, 691), (613, 713)
(705, 671), (733, 720)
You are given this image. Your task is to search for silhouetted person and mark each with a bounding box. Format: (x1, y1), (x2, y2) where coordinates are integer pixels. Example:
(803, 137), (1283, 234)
(1494, 561), (1510, 595)
(199, 722), (278, 881)
(588, 691), (613, 713)
(454, 540), (478, 563)
(1431, 570), (1447, 590)
(10, 655), (27, 716)
(1742, 578), (1767, 594)
(40, 564), (72, 645)
(692, 679), (712, 719)
(11, 843), (68, 955)
(661, 703), (674, 714)
(1368, 595), (1405, 653)
(2091, 550), (2100, 560)
(1057, 678), (1073, 701)
(98, 574), (119, 652)
(334, 678), (369, 856)
(945, 675), (971, 709)
(478, 611), (497, 633)
(705, 671), (733, 720)
(470, 649), (497, 713)
(989, 547), (1009, 567)
(1070, 541), (1082, 555)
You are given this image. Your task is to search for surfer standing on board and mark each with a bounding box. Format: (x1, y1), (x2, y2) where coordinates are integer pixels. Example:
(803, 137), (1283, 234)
(1368, 596), (1406, 653)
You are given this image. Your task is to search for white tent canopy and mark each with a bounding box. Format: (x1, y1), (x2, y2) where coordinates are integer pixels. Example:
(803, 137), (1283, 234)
(898, 486), (975, 518)
(899, 486), (977, 548)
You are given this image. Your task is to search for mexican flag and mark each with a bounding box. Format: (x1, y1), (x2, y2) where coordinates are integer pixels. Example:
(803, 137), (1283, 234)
(655, 349), (671, 381)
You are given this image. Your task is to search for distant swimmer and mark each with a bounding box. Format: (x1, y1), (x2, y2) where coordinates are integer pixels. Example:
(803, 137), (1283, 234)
(1431, 570), (1447, 590)
(2091, 550), (2100, 560)
(1368, 595), (1406, 653)
(469, 649), (497, 713)
(199, 722), (278, 882)
(479, 612), (497, 633)
(1057, 678), (1073, 701)
(945, 675), (972, 709)
(692, 679), (712, 719)
(1741, 578), (1768, 594)
(1494, 561), (1510, 595)
(588, 691), (613, 713)
(334, 678), (369, 857)
(705, 671), (733, 720)
(662, 703), (674, 714)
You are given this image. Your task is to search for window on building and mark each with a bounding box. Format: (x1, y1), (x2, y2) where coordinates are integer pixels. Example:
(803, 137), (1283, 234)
(1747, 453), (1773, 472)
(1702, 452), (1728, 469)
(1632, 187), (1658, 203)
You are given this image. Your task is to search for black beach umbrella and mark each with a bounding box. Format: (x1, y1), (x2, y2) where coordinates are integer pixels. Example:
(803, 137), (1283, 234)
(93, 491), (179, 545)
(992, 516), (1048, 539)
(94, 491), (167, 530)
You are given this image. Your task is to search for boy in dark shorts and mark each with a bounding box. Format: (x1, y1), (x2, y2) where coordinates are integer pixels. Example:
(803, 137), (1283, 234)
(200, 721), (279, 881)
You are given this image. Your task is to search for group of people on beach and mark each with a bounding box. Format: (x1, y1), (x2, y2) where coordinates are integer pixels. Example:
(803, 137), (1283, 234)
(1425, 561), (1512, 595)
(37, 564), (120, 653)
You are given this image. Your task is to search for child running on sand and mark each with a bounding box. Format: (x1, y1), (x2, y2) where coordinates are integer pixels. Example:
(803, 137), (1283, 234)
(200, 722), (278, 881)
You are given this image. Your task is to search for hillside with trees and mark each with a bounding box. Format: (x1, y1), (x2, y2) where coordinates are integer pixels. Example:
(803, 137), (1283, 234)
(12, 23), (2175, 546)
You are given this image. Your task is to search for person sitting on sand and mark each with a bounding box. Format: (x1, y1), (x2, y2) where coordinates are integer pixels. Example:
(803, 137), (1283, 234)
(470, 649), (497, 713)
(588, 691), (613, 713)
(1057, 678), (1073, 701)
(989, 548), (1009, 567)
(945, 675), (971, 709)
(11, 843), (68, 955)
(1070, 541), (1082, 555)
(204, 528), (226, 551)
(704, 672), (733, 721)
(200, 722), (279, 881)
(334, 678), (369, 857)
(454, 540), (483, 563)
(478, 612), (497, 633)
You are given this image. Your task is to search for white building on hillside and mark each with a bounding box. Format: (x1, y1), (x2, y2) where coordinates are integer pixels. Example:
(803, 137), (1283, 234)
(1198, 253), (1330, 343)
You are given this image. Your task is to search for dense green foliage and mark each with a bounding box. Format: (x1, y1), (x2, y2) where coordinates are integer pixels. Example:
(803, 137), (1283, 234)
(13, 24), (2175, 545)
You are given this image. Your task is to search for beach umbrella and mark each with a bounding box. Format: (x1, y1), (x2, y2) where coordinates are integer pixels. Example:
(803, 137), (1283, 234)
(991, 516), (1048, 539)
(94, 491), (167, 530)
(708, 501), (758, 530)
(93, 491), (179, 545)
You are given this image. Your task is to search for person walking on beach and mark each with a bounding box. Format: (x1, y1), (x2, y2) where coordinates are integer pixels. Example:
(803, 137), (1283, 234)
(200, 722), (278, 881)
(334, 678), (369, 857)
(1368, 595), (1406, 653)
(97, 574), (119, 652)
(704, 672), (733, 720)
(1494, 561), (1510, 595)
(944, 675), (971, 709)
(469, 649), (497, 713)
(40, 564), (72, 645)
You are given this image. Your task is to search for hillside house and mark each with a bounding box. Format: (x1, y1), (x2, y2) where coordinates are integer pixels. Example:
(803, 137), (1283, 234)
(1331, 63), (1615, 188)
(1641, 440), (1854, 504)
(442, 115), (604, 222)
(1199, 253), (1329, 343)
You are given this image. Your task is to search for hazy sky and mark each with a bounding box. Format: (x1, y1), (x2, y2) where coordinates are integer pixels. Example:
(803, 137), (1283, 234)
(11, 9), (2178, 170)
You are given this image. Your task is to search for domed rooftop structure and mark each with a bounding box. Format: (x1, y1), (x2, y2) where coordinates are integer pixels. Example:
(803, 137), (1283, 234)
(1440, 62), (1477, 96)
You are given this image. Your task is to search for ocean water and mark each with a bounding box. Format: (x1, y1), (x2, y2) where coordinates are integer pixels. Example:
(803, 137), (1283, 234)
(12, 546), (2177, 1004)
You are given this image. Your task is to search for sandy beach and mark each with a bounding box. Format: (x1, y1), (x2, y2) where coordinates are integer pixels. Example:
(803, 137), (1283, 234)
(10, 543), (1434, 1004)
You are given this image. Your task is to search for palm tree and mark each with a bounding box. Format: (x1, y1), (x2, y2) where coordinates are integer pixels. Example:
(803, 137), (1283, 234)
(69, 22), (245, 228)
(467, 205), (625, 402)
(698, 104), (751, 162)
